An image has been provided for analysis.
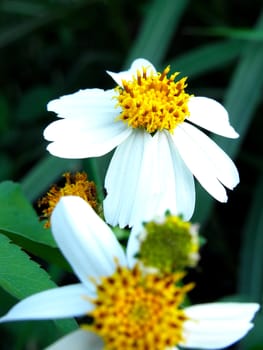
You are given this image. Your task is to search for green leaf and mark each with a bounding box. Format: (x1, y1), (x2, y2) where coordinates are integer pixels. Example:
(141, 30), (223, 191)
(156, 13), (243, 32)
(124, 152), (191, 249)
(197, 26), (263, 41)
(0, 180), (56, 247)
(1, 231), (71, 273)
(220, 18), (263, 156)
(238, 173), (263, 302)
(193, 12), (263, 224)
(125, 0), (189, 67)
(0, 233), (56, 298)
(0, 233), (78, 334)
(168, 40), (243, 78)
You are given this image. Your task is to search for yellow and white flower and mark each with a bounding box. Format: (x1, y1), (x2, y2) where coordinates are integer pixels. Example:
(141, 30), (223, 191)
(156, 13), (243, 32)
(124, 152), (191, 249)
(44, 59), (239, 228)
(0, 196), (258, 350)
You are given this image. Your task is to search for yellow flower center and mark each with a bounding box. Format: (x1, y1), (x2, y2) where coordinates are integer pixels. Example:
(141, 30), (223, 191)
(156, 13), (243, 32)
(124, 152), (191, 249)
(115, 66), (191, 133)
(83, 264), (194, 350)
(38, 172), (98, 227)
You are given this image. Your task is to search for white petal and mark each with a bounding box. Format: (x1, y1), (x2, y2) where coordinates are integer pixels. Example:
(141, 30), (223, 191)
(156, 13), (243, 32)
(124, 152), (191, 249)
(185, 302), (259, 321)
(126, 136), (195, 264)
(126, 226), (141, 268)
(104, 130), (152, 228)
(162, 131), (195, 220)
(0, 284), (93, 322)
(182, 320), (253, 349)
(47, 89), (116, 119)
(51, 196), (127, 286)
(44, 110), (121, 142)
(45, 329), (103, 350)
(45, 119), (131, 158)
(107, 58), (156, 87)
(104, 130), (195, 229)
(104, 131), (170, 228)
(173, 123), (238, 202)
(187, 96), (239, 138)
(44, 88), (132, 158)
(181, 122), (239, 189)
(132, 131), (195, 222)
(119, 131), (162, 227)
(181, 302), (259, 349)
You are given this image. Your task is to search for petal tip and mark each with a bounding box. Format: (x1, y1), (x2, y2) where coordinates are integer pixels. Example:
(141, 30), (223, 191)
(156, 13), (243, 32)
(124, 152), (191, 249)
(228, 128), (239, 139)
(47, 99), (57, 112)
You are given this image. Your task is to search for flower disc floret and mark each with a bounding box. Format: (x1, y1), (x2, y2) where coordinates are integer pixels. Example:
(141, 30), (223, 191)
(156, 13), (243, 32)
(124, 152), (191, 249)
(84, 264), (193, 350)
(116, 66), (191, 133)
(38, 172), (97, 227)
(138, 215), (200, 273)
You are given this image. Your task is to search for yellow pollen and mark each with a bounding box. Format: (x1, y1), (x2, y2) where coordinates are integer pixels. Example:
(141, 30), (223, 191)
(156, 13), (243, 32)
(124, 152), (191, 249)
(83, 264), (194, 350)
(115, 65), (192, 133)
(38, 172), (97, 228)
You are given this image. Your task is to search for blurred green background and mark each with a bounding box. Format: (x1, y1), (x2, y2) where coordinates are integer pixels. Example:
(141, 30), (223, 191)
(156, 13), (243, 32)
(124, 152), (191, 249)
(0, 0), (262, 349)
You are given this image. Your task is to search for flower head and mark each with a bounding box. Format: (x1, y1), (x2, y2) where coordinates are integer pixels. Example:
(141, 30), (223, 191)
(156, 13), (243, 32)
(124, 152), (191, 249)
(84, 264), (193, 349)
(115, 65), (191, 133)
(38, 172), (98, 227)
(128, 213), (200, 273)
(44, 58), (239, 228)
(0, 196), (258, 350)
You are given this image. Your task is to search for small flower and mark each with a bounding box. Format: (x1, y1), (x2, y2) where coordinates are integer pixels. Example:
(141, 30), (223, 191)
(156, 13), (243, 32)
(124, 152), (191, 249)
(44, 58), (239, 228)
(0, 196), (259, 350)
(38, 172), (98, 227)
(128, 213), (200, 273)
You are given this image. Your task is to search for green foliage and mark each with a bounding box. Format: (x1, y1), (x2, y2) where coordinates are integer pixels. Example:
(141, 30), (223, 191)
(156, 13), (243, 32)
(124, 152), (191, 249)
(0, 229), (77, 347)
(0, 232), (55, 299)
(193, 12), (263, 224)
(168, 40), (243, 78)
(125, 0), (190, 67)
(0, 181), (55, 246)
(238, 174), (263, 301)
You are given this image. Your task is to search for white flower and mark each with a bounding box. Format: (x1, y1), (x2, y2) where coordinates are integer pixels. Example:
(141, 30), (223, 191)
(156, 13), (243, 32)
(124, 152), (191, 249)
(0, 196), (258, 350)
(44, 58), (239, 228)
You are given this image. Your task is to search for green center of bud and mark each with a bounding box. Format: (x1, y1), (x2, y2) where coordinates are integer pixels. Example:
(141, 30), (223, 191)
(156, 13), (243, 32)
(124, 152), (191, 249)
(138, 215), (199, 273)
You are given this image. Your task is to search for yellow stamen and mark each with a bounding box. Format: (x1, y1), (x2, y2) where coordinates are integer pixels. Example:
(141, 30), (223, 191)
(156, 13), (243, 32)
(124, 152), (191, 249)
(116, 65), (192, 133)
(83, 264), (194, 350)
(38, 172), (97, 228)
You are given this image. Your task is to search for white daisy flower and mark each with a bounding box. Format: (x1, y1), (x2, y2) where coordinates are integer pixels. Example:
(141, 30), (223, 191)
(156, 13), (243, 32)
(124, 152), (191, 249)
(44, 58), (239, 228)
(0, 196), (258, 350)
